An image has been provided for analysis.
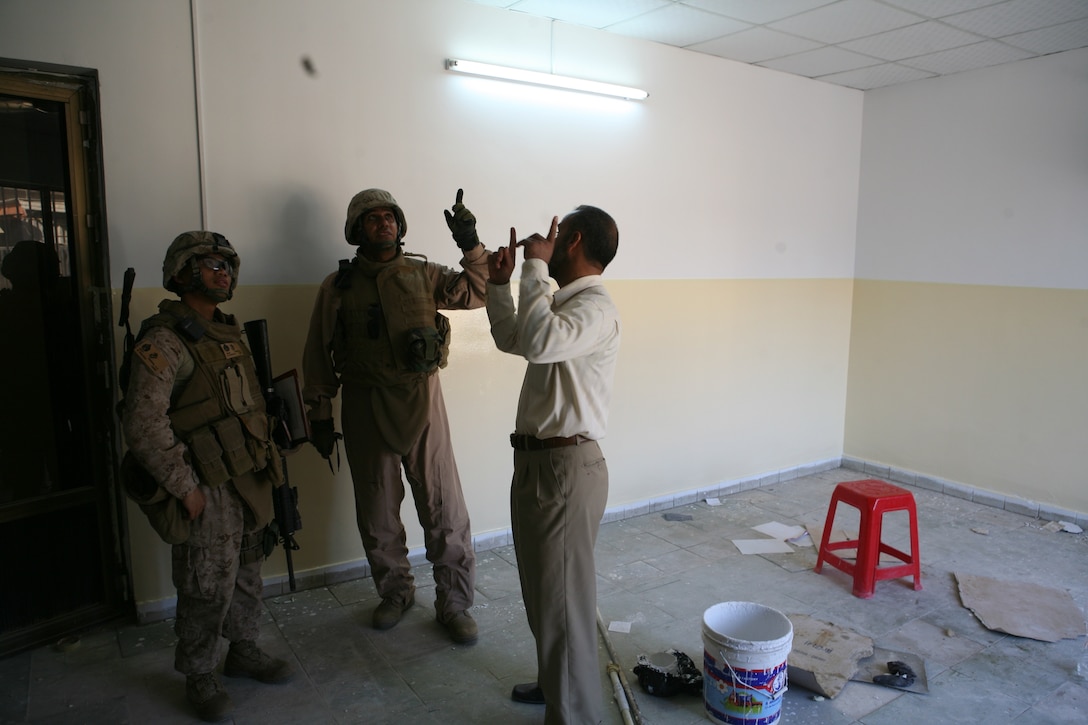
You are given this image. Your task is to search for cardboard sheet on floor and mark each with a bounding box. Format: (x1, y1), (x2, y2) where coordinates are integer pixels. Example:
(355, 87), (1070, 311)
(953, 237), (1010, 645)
(851, 647), (929, 694)
(785, 613), (874, 698)
(955, 572), (1087, 642)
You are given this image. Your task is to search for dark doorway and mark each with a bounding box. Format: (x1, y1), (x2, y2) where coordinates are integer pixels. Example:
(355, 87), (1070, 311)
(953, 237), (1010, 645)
(0, 62), (128, 656)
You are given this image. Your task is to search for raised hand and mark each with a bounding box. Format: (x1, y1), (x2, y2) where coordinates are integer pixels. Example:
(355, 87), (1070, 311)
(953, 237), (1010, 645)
(443, 188), (480, 250)
(518, 216), (558, 263)
(488, 228), (518, 284)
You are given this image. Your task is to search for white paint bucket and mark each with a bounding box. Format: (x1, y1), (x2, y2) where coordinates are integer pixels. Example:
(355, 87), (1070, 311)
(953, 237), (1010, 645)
(702, 602), (793, 725)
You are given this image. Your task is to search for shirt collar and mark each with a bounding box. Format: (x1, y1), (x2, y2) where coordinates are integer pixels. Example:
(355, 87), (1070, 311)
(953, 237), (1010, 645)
(554, 274), (603, 305)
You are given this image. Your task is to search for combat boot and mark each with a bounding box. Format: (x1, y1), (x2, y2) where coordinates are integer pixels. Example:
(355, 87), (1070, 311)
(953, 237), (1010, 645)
(223, 640), (295, 684)
(372, 593), (415, 630)
(438, 610), (478, 645)
(185, 672), (233, 722)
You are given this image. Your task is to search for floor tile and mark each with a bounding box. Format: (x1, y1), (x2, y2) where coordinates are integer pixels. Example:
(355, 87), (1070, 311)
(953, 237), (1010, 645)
(4, 468), (1086, 724)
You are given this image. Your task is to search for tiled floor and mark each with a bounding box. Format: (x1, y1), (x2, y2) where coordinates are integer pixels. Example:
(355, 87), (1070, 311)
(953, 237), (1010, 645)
(3, 467), (1087, 724)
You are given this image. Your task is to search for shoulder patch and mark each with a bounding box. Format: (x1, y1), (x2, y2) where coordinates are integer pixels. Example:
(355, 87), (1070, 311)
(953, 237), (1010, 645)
(134, 340), (170, 375)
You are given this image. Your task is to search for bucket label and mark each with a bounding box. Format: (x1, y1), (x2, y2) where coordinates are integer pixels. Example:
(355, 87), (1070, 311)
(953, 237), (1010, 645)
(703, 650), (788, 725)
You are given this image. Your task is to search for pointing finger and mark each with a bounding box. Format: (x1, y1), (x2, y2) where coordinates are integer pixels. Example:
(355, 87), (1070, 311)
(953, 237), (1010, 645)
(455, 188), (464, 206)
(547, 216), (558, 241)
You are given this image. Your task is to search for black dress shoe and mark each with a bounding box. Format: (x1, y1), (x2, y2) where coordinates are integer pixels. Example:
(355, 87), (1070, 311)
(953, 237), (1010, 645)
(511, 682), (546, 705)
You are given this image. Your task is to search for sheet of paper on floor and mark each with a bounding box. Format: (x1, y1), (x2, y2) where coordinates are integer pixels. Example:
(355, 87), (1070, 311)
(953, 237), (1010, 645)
(732, 538), (795, 555)
(805, 524), (899, 564)
(753, 521), (807, 541)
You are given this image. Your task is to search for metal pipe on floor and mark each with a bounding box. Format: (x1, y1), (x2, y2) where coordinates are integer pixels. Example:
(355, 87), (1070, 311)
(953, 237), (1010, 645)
(597, 608), (644, 725)
(607, 663), (635, 725)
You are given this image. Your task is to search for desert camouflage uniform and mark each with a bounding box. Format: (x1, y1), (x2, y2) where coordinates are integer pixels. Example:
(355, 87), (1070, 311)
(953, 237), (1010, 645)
(302, 247), (488, 617)
(123, 299), (279, 675)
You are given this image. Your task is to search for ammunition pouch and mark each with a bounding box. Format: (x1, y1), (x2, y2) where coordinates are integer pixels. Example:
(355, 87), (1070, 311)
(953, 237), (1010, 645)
(240, 529), (266, 565)
(404, 313), (451, 373)
(120, 451), (191, 545)
(262, 520), (281, 558)
(172, 401), (282, 489)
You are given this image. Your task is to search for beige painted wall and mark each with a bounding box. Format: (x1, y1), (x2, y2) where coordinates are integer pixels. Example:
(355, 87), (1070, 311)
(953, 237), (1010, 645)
(845, 280), (1088, 513)
(121, 277), (854, 605)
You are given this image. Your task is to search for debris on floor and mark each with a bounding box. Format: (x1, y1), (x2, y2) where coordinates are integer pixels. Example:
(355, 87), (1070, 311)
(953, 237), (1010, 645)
(852, 647), (929, 694)
(632, 649), (703, 697)
(806, 524), (899, 563)
(732, 537), (794, 555)
(786, 613), (874, 698)
(1041, 520), (1084, 534)
(732, 521), (807, 554)
(662, 512), (693, 521)
(955, 572), (1087, 642)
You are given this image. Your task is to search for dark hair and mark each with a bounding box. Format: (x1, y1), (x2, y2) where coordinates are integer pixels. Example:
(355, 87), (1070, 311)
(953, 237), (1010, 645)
(567, 205), (618, 270)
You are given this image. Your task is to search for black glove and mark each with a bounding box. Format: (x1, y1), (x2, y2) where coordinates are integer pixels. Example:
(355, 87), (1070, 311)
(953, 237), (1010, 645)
(310, 418), (338, 459)
(443, 188), (480, 251)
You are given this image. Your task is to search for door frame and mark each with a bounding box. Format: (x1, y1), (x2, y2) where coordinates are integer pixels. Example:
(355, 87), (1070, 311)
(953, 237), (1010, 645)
(0, 59), (131, 656)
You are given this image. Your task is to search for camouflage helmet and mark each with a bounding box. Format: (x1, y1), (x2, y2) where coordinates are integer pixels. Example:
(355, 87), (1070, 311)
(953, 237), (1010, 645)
(344, 188), (407, 246)
(162, 231), (240, 299)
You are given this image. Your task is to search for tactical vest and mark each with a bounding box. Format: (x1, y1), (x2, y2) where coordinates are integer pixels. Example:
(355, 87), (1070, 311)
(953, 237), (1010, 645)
(332, 256), (450, 388)
(142, 302), (282, 495)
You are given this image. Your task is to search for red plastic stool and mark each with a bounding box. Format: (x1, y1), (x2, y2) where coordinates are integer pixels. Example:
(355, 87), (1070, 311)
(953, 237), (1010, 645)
(814, 479), (922, 599)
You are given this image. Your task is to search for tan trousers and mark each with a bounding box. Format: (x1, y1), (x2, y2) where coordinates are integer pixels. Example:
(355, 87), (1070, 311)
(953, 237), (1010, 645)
(172, 480), (263, 675)
(341, 378), (475, 615)
(512, 441), (609, 725)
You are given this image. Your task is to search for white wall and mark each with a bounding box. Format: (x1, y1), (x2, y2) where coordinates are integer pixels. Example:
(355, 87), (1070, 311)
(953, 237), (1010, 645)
(855, 47), (1088, 290)
(4, 0), (864, 607)
(193, 0), (861, 285)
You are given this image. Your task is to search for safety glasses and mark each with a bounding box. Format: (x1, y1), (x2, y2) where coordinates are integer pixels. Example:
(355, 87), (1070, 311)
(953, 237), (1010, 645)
(199, 257), (234, 275)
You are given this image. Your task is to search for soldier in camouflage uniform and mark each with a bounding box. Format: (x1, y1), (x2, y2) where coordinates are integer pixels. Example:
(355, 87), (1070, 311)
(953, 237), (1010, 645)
(302, 188), (488, 644)
(122, 232), (294, 722)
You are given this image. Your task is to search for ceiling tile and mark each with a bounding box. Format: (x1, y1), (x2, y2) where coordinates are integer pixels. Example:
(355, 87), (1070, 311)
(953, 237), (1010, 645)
(507, 0), (670, 28)
(880, 0), (1006, 17)
(759, 45), (882, 77)
(941, 0), (1088, 37)
(605, 4), (751, 46)
(819, 62), (937, 89)
(900, 39), (1034, 74)
(679, 0), (838, 25)
(1001, 16), (1088, 54)
(840, 20), (985, 60)
(767, 0), (924, 44)
(688, 26), (823, 62)
(464, 0), (1088, 89)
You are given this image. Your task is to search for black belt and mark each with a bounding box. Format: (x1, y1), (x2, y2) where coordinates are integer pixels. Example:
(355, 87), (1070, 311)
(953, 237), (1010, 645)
(510, 433), (588, 451)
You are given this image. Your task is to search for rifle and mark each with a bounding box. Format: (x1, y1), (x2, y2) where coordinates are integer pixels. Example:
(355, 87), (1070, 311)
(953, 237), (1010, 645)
(244, 318), (302, 591)
(117, 267), (136, 393)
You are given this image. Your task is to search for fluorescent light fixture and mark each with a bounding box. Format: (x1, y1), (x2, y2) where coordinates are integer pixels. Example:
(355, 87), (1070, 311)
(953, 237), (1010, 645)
(446, 59), (648, 101)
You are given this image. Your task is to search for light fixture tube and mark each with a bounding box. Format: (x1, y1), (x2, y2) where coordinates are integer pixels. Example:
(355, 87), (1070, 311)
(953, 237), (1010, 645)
(446, 59), (648, 101)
